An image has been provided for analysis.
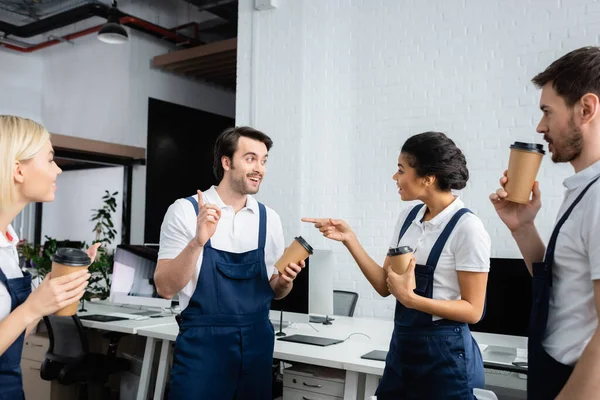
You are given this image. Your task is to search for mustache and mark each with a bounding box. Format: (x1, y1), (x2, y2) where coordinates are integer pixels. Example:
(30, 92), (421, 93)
(247, 174), (262, 179)
(544, 135), (552, 144)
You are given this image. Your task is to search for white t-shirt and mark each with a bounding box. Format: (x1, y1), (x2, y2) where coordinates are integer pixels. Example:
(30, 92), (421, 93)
(158, 186), (285, 311)
(389, 197), (491, 320)
(0, 225), (24, 322)
(543, 160), (600, 365)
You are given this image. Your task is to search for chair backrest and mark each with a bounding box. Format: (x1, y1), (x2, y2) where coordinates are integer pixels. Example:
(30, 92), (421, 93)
(333, 290), (359, 317)
(43, 315), (89, 363)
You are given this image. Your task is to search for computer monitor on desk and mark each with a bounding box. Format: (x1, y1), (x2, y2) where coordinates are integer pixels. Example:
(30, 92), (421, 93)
(110, 245), (171, 309)
(469, 258), (531, 351)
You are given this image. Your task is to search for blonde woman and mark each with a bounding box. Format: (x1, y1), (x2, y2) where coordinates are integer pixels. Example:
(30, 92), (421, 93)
(0, 116), (98, 400)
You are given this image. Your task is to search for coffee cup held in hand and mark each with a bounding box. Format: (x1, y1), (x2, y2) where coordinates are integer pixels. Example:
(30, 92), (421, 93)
(50, 248), (91, 316)
(387, 246), (413, 275)
(505, 142), (545, 204)
(274, 236), (314, 274)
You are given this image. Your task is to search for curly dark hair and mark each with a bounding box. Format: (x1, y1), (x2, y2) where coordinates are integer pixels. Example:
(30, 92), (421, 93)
(401, 131), (469, 191)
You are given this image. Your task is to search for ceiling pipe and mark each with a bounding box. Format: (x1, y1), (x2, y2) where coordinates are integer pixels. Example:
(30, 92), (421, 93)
(0, 3), (108, 39)
(0, 16), (196, 53)
(0, 2), (201, 49)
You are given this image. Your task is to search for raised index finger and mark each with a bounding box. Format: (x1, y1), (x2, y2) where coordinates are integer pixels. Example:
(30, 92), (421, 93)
(197, 190), (205, 208)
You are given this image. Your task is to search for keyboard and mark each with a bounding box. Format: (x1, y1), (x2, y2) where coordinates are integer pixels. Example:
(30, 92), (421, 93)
(277, 334), (343, 347)
(78, 314), (129, 323)
(484, 367), (512, 376)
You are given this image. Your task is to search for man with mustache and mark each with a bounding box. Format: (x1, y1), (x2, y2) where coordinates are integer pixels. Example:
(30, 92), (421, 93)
(154, 126), (304, 400)
(490, 47), (600, 399)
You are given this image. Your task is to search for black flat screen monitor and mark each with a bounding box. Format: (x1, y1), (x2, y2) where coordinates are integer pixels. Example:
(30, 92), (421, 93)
(469, 258), (532, 337)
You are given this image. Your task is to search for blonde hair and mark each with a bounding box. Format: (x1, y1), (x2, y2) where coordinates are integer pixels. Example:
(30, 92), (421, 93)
(0, 116), (50, 210)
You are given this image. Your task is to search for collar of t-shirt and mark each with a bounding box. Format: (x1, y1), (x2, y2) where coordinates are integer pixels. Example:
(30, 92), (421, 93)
(412, 196), (465, 228)
(563, 159), (600, 191)
(0, 225), (18, 248)
(203, 185), (259, 214)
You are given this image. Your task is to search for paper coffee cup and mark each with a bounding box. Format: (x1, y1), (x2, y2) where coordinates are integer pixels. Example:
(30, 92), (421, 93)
(274, 236), (314, 274)
(387, 246), (413, 275)
(505, 142), (545, 204)
(50, 248), (91, 316)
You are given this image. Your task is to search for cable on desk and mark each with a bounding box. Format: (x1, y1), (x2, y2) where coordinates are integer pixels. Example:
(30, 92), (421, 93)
(308, 323), (320, 332)
(342, 333), (371, 342)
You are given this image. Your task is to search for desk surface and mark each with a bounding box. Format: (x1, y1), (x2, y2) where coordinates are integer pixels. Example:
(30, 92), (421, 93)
(77, 301), (177, 334)
(135, 316), (528, 376)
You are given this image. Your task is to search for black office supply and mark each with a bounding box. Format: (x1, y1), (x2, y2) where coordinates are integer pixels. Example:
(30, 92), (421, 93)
(277, 334), (343, 347)
(361, 350), (388, 361)
(78, 314), (129, 323)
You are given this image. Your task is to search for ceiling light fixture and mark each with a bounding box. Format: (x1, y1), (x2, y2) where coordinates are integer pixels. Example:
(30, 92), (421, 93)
(98, 1), (128, 44)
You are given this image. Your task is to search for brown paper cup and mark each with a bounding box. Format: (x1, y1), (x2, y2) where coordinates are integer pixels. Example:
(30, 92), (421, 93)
(505, 143), (545, 204)
(387, 246), (413, 275)
(274, 236), (313, 274)
(50, 248), (91, 316)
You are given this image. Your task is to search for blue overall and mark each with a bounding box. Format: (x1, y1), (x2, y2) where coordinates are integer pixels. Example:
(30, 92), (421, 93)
(168, 196), (275, 400)
(376, 204), (485, 400)
(0, 266), (32, 400)
(527, 175), (599, 400)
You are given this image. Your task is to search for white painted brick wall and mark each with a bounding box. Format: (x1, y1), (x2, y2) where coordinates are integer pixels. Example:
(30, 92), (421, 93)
(237, 0), (600, 319)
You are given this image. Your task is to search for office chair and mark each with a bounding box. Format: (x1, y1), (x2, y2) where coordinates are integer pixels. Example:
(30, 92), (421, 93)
(473, 388), (499, 400)
(40, 315), (130, 400)
(333, 290), (359, 317)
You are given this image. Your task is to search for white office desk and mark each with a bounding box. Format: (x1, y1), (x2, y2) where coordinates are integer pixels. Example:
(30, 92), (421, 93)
(76, 301), (177, 334)
(74, 301), (177, 400)
(136, 317), (391, 399)
(136, 317), (528, 400)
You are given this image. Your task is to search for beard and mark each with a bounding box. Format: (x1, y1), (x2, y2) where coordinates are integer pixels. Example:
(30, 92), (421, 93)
(229, 162), (261, 195)
(546, 115), (584, 163)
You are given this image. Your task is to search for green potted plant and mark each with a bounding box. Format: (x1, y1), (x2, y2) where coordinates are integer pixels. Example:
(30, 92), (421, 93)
(19, 190), (119, 305)
(85, 190), (119, 302)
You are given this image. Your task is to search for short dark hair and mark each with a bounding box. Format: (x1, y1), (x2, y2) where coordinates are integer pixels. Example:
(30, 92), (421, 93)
(532, 46), (600, 106)
(401, 131), (469, 191)
(213, 126), (273, 181)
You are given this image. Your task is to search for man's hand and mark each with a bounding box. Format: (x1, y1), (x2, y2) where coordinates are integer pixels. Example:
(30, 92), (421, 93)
(275, 260), (306, 289)
(194, 190), (222, 247)
(489, 170), (542, 233)
(271, 260), (306, 299)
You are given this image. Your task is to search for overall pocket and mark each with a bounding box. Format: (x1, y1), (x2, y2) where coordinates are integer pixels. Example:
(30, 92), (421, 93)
(215, 261), (266, 315)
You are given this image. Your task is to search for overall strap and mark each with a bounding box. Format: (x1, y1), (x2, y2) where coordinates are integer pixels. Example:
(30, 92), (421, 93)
(185, 196), (199, 215)
(257, 202), (267, 250)
(425, 208), (473, 268)
(0, 266), (7, 284)
(544, 175), (600, 270)
(397, 204), (425, 245)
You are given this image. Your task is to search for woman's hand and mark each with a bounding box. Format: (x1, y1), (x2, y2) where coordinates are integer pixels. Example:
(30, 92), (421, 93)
(23, 270), (90, 320)
(86, 242), (101, 263)
(301, 218), (356, 244)
(386, 258), (418, 308)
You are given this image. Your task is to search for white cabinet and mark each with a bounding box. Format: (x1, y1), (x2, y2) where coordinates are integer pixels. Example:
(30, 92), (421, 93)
(283, 364), (345, 400)
(21, 333), (79, 400)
